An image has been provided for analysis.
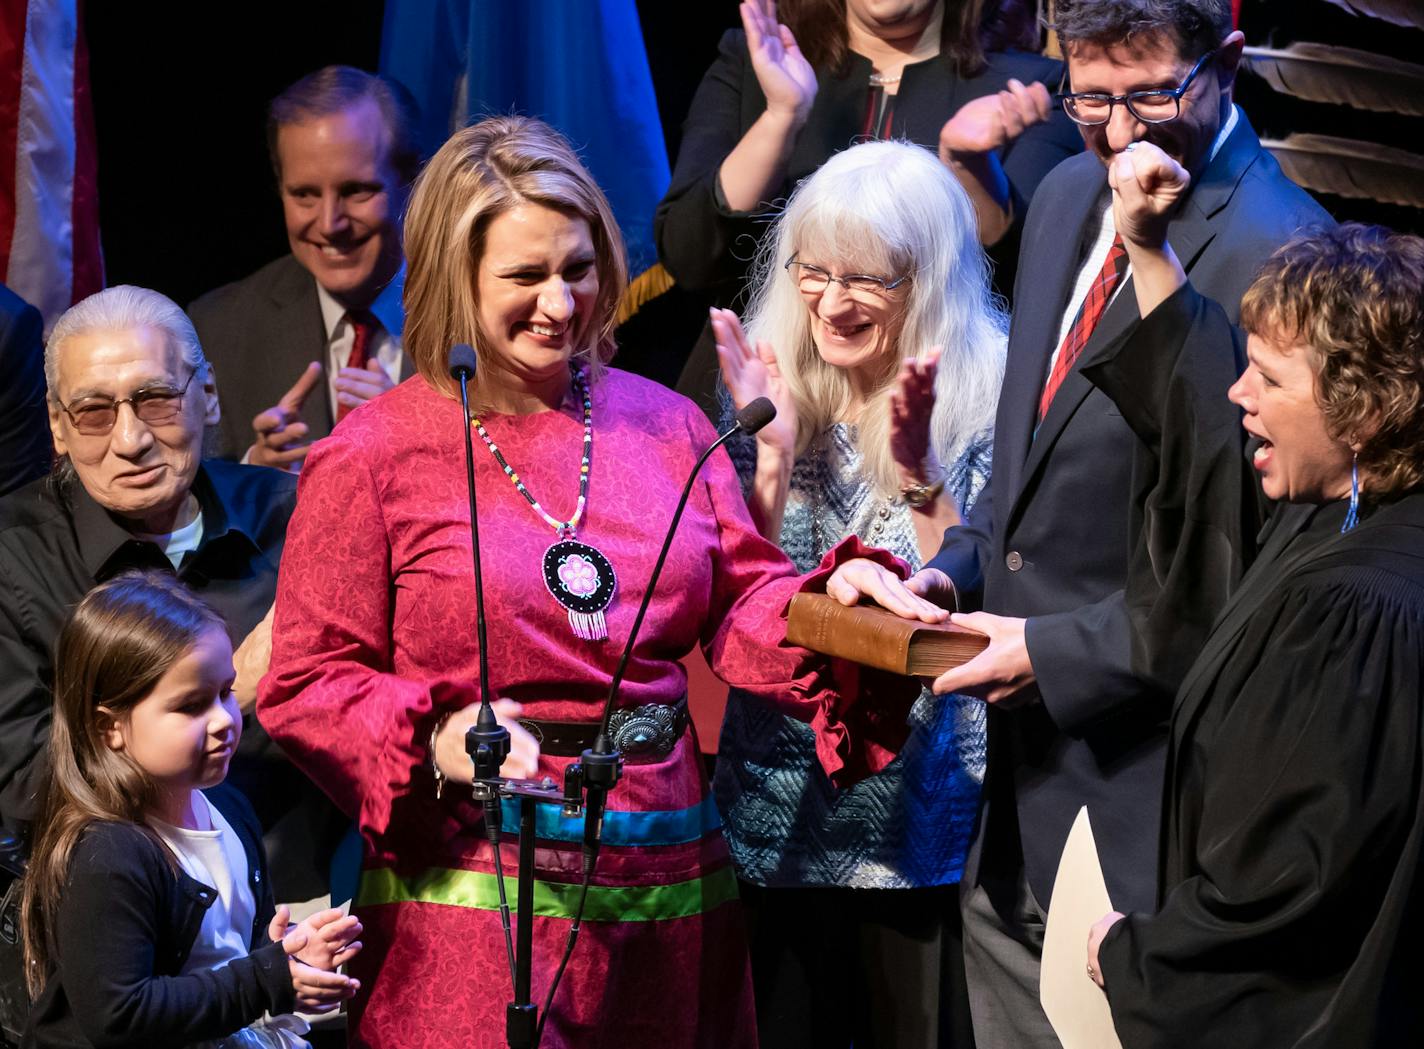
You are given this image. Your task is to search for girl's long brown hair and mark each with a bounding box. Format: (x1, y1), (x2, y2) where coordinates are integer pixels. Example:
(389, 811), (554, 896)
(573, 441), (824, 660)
(20, 571), (225, 996)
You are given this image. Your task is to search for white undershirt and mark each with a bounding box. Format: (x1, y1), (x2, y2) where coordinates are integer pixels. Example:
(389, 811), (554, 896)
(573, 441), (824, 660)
(315, 265), (405, 418)
(152, 792), (255, 974)
(133, 507), (205, 570)
(1045, 104), (1242, 377)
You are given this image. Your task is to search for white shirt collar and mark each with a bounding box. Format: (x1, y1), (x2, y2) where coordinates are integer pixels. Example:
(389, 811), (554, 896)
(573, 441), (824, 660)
(313, 262), (406, 340)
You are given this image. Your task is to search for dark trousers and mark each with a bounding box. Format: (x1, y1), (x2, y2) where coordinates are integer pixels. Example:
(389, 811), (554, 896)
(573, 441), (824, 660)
(737, 880), (975, 1049)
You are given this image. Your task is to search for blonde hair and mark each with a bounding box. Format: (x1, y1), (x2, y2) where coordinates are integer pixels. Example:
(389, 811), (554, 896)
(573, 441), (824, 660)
(402, 115), (628, 404)
(743, 139), (1006, 500)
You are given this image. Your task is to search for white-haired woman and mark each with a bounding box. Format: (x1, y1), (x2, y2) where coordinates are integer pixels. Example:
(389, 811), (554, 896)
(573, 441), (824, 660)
(711, 138), (1005, 1048)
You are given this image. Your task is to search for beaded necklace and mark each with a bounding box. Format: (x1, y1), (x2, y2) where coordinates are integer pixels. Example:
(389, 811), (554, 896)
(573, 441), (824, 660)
(470, 367), (617, 640)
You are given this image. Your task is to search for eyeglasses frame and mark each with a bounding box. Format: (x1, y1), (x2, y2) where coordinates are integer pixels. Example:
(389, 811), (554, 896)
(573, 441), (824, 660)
(1055, 47), (1219, 127)
(783, 257), (911, 297)
(59, 367), (201, 436)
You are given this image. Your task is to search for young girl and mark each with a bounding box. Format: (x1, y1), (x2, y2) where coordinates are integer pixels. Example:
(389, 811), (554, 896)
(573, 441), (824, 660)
(21, 571), (362, 1048)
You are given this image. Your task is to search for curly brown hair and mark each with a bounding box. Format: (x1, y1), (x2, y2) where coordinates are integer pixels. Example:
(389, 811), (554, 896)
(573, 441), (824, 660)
(1240, 224), (1424, 500)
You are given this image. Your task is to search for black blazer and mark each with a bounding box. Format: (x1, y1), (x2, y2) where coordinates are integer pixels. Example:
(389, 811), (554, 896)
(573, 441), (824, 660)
(655, 29), (1082, 415)
(189, 255), (414, 461)
(24, 785), (294, 1048)
(655, 29), (1080, 297)
(927, 113), (1332, 911)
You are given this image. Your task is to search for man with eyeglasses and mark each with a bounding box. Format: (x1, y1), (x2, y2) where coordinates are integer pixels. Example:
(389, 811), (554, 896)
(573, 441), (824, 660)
(0, 286), (343, 905)
(823, 2), (1330, 1044)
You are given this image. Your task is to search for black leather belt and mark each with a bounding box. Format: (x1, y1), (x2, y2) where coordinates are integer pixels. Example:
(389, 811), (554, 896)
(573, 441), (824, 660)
(520, 696), (689, 762)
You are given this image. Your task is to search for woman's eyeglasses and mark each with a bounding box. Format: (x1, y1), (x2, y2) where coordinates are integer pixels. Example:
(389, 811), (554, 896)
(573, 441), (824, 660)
(784, 258), (910, 298)
(59, 369), (199, 436)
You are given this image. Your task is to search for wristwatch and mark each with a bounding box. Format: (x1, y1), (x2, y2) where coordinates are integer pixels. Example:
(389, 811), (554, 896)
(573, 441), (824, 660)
(899, 476), (946, 508)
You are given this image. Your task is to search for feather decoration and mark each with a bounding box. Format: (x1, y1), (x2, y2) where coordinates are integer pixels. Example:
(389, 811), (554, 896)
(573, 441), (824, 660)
(1317, 0), (1424, 30)
(1242, 43), (1424, 117)
(1262, 134), (1424, 209)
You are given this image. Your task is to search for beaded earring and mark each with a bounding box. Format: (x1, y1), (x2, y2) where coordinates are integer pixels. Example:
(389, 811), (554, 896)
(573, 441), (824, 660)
(1342, 451), (1359, 533)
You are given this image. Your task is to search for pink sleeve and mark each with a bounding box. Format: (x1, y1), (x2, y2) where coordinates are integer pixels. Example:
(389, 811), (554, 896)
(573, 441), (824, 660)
(256, 435), (476, 838)
(698, 443), (920, 787)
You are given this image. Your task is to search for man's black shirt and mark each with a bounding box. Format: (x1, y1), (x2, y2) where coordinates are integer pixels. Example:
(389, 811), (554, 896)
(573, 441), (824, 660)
(0, 460), (340, 899)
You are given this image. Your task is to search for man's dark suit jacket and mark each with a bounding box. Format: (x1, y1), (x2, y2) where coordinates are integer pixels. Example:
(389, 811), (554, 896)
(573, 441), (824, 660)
(189, 255), (412, 461)
(927, 114), (1332, 912)
(0, 283), (50, 496)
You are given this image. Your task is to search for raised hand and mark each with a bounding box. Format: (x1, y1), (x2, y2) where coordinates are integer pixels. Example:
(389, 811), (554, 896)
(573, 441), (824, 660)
(938, 78), (1051, 160)
(889, 348), (943, 488)
(1108, 141), (1191, 253)
(742, 0), (817, 124)
(710, 307), (797, 454)
(247, 361), (322, 472)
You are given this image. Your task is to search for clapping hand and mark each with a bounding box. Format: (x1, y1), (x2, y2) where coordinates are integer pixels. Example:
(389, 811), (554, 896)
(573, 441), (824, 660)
(710, 307), (797, 454)
(247, 362), (322, 473)
(938, 78), (1051, 161)
(742, 0), (816, 124)
(1108, 141), (1191, 253)
(889, 347), (943, 490)
(269, 904), (362, 1011)
(269, 904), (364, 971)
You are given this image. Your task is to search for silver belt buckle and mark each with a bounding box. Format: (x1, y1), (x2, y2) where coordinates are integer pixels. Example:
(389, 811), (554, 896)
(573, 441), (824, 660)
(607, 702), (682, 758)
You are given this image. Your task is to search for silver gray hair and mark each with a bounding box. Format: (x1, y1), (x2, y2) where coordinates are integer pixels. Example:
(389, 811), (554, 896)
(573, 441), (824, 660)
(45, 285), (208, 401)
(742, 138), (1007, 501)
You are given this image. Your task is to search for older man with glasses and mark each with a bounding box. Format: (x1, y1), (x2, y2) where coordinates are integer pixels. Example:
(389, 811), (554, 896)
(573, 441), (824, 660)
(0, 285), (342, 905)
(823, 1), (1331, 1044)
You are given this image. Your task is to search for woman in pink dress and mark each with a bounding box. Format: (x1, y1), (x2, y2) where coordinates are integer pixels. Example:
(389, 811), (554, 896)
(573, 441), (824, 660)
(258, 116), (907, 1049)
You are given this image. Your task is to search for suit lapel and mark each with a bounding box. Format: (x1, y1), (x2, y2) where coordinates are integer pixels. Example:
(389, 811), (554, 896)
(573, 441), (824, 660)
(997, 157), (1106, 525)
(1009, 117), (1265, 524)
(269, 260), (334, 437)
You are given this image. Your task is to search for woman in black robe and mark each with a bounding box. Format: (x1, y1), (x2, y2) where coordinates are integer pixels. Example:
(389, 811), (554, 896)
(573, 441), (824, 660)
(1086, 224), (1424, 1047)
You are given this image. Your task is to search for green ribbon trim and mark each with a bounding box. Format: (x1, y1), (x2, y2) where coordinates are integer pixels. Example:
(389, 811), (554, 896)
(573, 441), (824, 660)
(356, 864), (739, 922)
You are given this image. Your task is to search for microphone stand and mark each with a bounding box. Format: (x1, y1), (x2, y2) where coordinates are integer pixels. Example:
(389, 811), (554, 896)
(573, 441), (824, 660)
(449, 347), (773, 1049)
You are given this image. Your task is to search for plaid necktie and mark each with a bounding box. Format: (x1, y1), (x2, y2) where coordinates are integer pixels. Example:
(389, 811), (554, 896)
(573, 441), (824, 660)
(1038, 236), (1128, 422)
(337, 310), (378, 422)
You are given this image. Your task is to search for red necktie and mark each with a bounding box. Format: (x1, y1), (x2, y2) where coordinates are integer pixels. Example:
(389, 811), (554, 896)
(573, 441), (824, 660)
(1038, 236), (1128, 422)
(337, 310), (377, 422)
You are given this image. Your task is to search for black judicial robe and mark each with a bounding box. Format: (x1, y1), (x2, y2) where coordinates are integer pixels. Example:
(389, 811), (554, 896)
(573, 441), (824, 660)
(1085, 282), (1424, 1044)
(1098, 493), (1424, 1048)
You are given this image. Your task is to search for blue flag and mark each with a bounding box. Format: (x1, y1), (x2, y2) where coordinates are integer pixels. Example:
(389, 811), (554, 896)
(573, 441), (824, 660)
(381, 0), (671, 273)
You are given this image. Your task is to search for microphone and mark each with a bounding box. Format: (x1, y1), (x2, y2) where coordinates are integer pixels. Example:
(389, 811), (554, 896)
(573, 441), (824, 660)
(445, 344), (509, 784)
(449, 343), (477, 382)
(578, 396), (780, 865)
(734, 396), (776, 436)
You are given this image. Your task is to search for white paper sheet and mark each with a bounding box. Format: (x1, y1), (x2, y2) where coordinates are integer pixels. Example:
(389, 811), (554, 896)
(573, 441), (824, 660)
(1040, 806), (1125, 1049)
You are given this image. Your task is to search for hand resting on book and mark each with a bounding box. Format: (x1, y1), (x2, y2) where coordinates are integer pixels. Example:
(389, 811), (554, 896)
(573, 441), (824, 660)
(824, 558), (956, 622)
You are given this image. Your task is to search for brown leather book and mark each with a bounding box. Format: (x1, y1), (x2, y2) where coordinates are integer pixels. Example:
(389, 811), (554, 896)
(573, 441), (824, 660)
(787, 592), (989, 677)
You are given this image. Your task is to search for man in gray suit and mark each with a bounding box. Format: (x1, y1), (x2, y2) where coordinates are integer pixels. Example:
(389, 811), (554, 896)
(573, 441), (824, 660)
(824, 1), (1331, 1044)
(190, 66), (420, 468)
